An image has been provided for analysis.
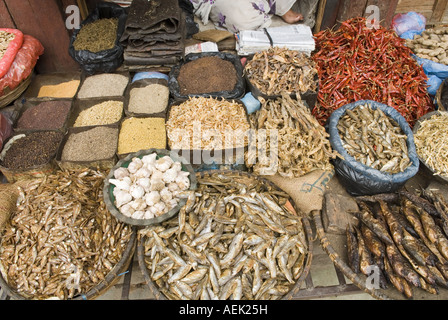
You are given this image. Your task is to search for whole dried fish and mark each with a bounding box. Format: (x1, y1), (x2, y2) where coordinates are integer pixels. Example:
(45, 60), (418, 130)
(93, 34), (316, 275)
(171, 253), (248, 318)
(0, 169), (133, 300)
(244, 47), (318, 96)
(337, 104), (411, 174)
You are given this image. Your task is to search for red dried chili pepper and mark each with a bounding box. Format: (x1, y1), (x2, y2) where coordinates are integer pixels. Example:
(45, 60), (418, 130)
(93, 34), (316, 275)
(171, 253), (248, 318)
(312, 17), (435, 127)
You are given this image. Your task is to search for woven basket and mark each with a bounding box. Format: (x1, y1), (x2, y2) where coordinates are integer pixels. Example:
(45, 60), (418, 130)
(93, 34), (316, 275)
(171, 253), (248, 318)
(0, 180), (138, 300)
(137, 169), (314, 300)
(0, 74), (32, 109)
(312, 209), (448, 300)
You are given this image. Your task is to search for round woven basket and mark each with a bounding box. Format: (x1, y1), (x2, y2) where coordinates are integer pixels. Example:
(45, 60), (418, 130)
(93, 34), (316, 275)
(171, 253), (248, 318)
(0, 228), (137, 300)
(0, 74), (32, 109)
(137, 169), (314, 300)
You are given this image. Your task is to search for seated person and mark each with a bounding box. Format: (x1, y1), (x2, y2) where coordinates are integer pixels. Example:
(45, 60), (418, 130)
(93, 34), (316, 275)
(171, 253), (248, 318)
(189, 0), (303, 33)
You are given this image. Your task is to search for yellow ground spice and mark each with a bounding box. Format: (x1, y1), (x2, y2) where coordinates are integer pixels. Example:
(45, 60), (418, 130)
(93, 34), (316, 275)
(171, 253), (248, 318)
(118, 117), (166, 155)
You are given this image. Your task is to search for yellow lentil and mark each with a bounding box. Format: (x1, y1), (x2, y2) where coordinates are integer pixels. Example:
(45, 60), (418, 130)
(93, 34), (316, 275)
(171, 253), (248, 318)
(118, 117), (166, 154)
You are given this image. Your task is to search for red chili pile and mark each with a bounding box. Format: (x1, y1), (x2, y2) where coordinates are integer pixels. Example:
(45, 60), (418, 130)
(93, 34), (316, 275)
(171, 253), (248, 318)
(312, 17), (434, 127)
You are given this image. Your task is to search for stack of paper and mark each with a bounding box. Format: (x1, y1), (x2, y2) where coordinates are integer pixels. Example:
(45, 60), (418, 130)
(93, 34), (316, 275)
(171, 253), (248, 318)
(236, 24), (315, 56)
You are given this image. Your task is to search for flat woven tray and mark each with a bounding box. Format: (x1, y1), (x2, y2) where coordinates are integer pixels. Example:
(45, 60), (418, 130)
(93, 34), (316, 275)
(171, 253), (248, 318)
(0, 74), (32, 109)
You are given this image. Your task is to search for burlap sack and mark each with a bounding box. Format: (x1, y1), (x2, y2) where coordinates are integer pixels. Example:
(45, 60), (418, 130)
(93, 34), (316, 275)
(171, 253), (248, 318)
(263, 169), (334, 215)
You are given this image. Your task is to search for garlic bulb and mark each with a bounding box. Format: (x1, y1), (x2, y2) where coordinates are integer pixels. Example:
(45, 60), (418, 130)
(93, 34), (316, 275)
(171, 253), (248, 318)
(128, 157), (143, 173)
(162, 167), (178, 184)
(144, 210), (155, 220)
(135, 167), (152, 179)
(130, 184), (145, 199)
(132, 211), (145, 220)
(145, 191), (161, 206)
(114, 167), (129, 179)
(155, 156), (174, 172)
(137, 177), (151, 191)
(120, 203), (135, 217)
(130, 198), (147, 211)
(115, 190), (132, 207)
(150, 179), (165, 192)
(168, 182), (179, 193)
(109, 178), (131, 191)
(153, 201), (166, 215)
(142, 153), (157, 166)
(175, 175), (190, 190)
(151, 169), (163, 181)
(160, 187), (173, 203)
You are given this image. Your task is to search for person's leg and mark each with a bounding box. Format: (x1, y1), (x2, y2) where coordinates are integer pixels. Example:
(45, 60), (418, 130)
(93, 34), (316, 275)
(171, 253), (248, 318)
(274, 0), (303, 24)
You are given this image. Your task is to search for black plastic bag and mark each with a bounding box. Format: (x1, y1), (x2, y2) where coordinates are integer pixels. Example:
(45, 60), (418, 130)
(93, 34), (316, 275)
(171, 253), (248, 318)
(168, 52), (246, 100)
(327, 100), (420, 196)
(68, 2), (128, 74)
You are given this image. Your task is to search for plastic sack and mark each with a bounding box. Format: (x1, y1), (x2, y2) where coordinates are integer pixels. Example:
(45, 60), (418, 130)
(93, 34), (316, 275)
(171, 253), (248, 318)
(69, 1), (128, 74)
(427, 75), (443, 96)
(0, 35), (44, 96)
(0, 113), (12, 152)
(0, 29), (23, 79)
(392, 12), (426, 40)
(328, 100), (420, 196)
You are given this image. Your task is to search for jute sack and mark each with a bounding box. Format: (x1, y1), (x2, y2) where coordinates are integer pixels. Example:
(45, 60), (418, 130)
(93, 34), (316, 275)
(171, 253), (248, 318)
(263, 169), (335, 215)
(0, 180), (31, 231)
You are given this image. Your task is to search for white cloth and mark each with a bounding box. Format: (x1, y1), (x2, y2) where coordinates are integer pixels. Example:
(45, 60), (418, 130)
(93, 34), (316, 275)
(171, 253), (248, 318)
(190, 0), (297, 33)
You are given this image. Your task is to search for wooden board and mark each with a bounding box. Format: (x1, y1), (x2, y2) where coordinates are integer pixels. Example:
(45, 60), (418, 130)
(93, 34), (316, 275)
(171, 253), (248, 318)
(2, 0), (80, 74)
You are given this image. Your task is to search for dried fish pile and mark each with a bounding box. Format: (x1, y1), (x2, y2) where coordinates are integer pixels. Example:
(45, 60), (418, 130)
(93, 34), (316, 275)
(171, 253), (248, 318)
(414, 112), (448, 179)
(0, 169), (133, 300)
(166, 97), (250, 150)
(337, 104), (411, 174)
(244, 47), (318, 96)
(246, 93), (340, 177)
(140, 172), (309, 300)
(346, 190), (448, 299)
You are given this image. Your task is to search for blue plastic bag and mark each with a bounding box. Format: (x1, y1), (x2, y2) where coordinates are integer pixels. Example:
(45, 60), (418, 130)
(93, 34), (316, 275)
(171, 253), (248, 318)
(392, 12), (426, 40)
(413, 55), (448, 96)
(132, 72), (169, 83)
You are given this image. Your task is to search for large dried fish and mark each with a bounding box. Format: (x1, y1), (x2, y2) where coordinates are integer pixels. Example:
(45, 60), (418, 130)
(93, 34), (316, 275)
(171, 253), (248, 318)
(140, 172), (309, 300)
(0, 169), (133, 300)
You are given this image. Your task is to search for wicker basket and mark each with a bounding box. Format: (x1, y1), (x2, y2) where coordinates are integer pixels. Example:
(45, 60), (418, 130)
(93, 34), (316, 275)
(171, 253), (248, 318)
(312, 209), (448, 300)
(0, 74), (32, 109)
(137, 169), (314, 300)
(0, 180), (138, 300)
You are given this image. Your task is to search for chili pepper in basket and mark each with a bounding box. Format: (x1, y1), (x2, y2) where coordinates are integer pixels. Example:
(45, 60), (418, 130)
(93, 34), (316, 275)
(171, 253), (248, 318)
(312, 17), (434, 127)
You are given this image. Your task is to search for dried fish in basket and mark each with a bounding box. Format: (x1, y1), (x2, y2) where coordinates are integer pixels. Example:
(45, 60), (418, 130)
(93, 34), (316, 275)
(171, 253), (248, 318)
(0, 168), (136, 300)
(328, 100), (420, 196)
(137, 170), (313, 300)
(245, 92), (341, 178)
(413, 111), (448, 183)
(244, 47), (318, 98)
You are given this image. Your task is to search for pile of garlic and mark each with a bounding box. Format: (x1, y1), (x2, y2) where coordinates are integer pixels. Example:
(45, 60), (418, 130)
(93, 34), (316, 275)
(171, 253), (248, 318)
(109, 153), (191, 220)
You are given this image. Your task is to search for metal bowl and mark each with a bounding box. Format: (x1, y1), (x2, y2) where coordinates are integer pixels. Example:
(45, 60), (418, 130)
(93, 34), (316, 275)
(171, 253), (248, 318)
(103, 148), (197, 226)
(413, 110), (448, 184)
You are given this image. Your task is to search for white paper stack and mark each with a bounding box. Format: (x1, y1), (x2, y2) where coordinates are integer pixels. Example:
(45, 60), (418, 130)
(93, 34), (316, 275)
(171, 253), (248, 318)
(236, 24), (315, 56)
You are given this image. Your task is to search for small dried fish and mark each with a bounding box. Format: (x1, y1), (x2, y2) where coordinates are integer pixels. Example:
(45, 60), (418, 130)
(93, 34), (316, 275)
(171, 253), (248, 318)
(244, 47), (318, 96)
(337, 104), (411, 174)
(140, 172), (309, 300)
(0, 169), (133, 300)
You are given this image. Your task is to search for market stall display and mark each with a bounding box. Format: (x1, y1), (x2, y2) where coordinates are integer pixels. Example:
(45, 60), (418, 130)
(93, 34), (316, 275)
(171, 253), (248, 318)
(0, 169), (136, 300)
(312, 17), (434, 127)
(137, 170), (313, 300)
(77, 73), (129, 99)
